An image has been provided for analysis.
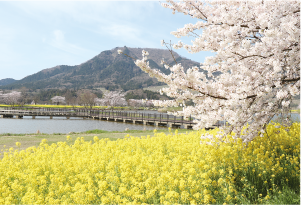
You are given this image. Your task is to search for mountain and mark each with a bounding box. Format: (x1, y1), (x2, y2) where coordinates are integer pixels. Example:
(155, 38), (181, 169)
(0, 47), (204, 91)
(0, 78), (17, 86)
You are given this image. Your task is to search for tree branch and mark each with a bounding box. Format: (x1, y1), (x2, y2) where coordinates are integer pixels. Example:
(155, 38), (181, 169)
(189, 2), (207, 20)
(281, 77), (300, 83)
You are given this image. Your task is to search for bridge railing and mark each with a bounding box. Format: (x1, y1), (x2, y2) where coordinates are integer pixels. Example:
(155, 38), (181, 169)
(1, 107), (195, 125)
(89, 109), (194, 125)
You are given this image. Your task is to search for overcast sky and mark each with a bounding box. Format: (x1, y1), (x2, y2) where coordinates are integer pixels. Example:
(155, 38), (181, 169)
(0, 1), (213, 80)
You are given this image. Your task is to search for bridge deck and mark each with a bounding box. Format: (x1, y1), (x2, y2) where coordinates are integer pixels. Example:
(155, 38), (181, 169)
(0, 107), (222, 129)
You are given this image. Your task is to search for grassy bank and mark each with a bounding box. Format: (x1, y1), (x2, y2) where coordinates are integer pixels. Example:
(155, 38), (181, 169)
(0, 128), (190, 152)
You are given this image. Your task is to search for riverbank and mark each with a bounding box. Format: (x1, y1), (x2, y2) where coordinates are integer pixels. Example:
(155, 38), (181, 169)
(0, 128), (190, 152)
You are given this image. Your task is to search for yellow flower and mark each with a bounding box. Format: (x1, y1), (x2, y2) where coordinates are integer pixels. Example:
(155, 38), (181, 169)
(0, 122), (298, 204)
(15, 142), (21, 147)
(226, 195), (232, 201)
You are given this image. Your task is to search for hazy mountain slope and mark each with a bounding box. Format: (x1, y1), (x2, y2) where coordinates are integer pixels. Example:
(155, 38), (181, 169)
(0, 78), (17, 86)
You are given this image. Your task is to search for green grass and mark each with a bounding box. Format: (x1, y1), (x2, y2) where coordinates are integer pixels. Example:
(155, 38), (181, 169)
(266, 186), (300, 204)
(82, 129), (190, 134)
(239, 186), (301, 205)
(83, 129), (110, 134)
(0, 128), (191, 154)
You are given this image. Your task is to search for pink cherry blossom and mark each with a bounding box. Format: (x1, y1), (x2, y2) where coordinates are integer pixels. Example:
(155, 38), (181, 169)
(119, 0), (300, 143)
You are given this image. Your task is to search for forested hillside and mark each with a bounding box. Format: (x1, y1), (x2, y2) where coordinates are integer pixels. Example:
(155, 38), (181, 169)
(0, 78), (17, 86)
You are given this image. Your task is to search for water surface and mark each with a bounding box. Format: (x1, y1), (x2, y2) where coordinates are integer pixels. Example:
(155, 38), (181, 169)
(0, 116), (156, 134)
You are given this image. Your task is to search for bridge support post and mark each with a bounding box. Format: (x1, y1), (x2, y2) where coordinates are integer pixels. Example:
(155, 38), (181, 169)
(16, 115), (23, 119)
(2, 114), (13, 118)
(168, 123), (181, 128)
(183, 124), (193, 129)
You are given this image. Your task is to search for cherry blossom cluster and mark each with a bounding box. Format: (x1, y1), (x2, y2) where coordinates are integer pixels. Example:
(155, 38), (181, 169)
(96, 91), (127, 107)
(119, 1), (300, 143)
(0, 91), (22, 105)
(51, 96), (66, 105)
(128, 99), (154, 108)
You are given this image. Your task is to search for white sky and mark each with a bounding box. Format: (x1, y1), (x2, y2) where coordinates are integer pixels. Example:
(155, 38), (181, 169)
(0, 1), (213, 80)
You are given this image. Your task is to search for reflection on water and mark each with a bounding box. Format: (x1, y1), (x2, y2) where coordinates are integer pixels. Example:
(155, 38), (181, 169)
(0, 116), (156, 134)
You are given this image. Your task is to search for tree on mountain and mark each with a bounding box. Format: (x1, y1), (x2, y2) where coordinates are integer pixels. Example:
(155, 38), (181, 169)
(119, 0), (300, 143)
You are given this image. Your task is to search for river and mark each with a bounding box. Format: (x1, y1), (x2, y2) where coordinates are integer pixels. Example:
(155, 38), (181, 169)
(0, 116), (159, 134)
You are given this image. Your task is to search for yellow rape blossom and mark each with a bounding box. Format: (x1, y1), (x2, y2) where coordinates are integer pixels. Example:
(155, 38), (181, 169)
(0, 122), (298, 204)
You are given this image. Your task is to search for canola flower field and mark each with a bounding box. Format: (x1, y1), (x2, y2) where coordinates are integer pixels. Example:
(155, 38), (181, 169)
(0, 122), (299, 204)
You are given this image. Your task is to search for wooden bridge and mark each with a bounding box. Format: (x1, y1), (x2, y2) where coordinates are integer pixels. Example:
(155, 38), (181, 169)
(0, 107), (197, 129)
(0, 107), (221, 129)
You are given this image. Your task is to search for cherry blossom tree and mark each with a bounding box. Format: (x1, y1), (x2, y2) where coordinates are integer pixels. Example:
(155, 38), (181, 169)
(128, 99), (141, 108)
(119, 1), (300, 143)
(0, 91), (22, 106)
(128, 99), (154, 108)
(51, 96), (66, 105)
(100, 91), (128, 107)
(94, 97), (106, 106)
